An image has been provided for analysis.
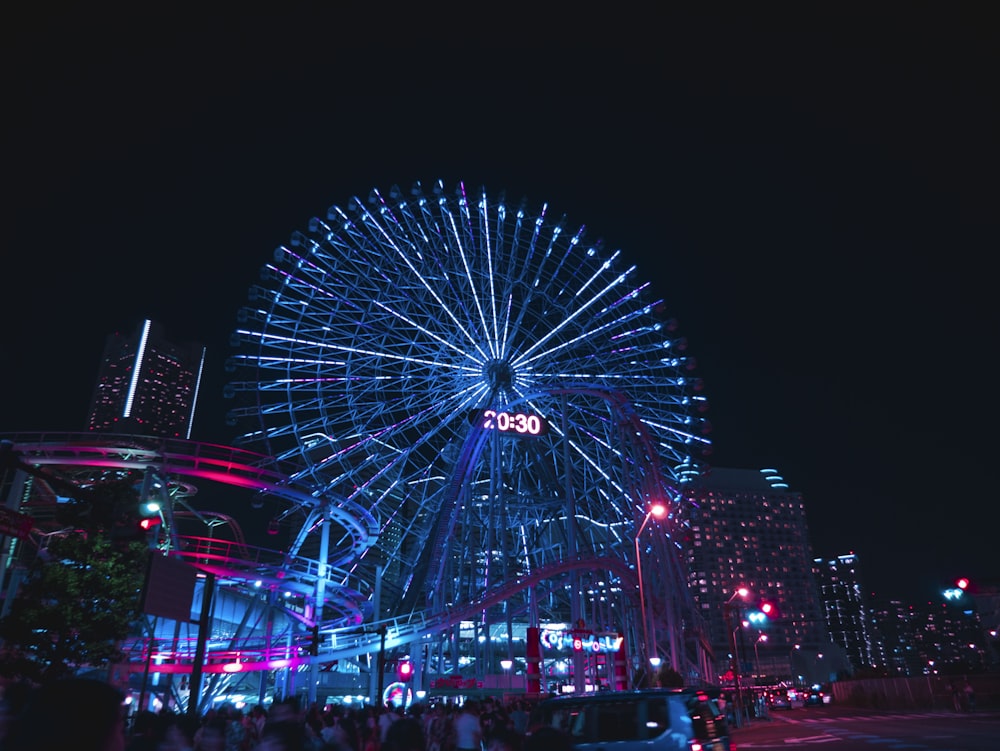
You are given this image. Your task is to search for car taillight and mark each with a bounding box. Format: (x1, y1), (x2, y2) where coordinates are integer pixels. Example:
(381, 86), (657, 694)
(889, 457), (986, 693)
(690, 744), (702, 751)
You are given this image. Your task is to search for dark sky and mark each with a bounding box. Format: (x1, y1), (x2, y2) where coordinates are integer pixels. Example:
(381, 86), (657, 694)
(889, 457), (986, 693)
(3, 7), (996, 604)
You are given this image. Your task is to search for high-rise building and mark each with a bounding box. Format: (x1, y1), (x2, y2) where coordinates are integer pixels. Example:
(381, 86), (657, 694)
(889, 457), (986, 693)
(869, 598), (912, 675)
(870, 594), (989, 676)
(683, 467), (838, 684)
(86, 319), (205, 439)
(813, 553), (876, 672)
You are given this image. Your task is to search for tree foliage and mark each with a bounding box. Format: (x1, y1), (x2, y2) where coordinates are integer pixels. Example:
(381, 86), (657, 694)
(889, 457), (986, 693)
(655, 664), (686, 688)
(0, 477), (150, 682)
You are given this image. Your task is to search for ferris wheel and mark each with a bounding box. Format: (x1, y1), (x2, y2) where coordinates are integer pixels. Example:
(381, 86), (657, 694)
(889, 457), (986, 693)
(225, 181), (711, 636)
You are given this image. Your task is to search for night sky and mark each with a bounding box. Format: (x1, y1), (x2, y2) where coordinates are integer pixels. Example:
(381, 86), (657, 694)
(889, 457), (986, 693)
(3, 7), (996, 604)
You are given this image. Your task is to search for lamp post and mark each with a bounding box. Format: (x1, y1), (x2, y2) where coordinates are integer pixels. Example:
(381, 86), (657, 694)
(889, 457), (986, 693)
(649, 656), (662, 687)
(634, 502), (668, 678)
(500, 658), (513, 692)
(753, 633), (767, 678)
(789, 644), (802, 685)
(723, 587), (749, 727)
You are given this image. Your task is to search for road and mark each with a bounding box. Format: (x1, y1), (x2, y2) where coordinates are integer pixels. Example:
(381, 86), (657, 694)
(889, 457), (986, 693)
(729, 705), (1000, 750)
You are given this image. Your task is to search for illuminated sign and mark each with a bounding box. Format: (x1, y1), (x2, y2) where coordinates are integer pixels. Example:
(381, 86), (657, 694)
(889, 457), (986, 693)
(540, 628), (623, 653)
(476, 409), (548, 436)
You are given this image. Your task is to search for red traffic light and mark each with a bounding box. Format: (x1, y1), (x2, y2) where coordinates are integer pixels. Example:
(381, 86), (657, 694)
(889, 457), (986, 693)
(397, 660), (413, 681)
(139, 517), (161, 531)
(760, 601), (774, 616)
(956, 578), (969, 590)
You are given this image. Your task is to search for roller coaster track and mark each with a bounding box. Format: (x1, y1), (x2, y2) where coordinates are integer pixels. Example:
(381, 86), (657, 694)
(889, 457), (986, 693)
(120, 555), (637, 673)
(2, 433), (379, 622)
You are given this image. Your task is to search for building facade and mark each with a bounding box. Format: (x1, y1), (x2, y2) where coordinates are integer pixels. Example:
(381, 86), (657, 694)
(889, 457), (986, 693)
(813, 553), (876, 673)
(870, 594), (989, 676)
(683, 467), (838, 685)
(86, 319), (206, 438)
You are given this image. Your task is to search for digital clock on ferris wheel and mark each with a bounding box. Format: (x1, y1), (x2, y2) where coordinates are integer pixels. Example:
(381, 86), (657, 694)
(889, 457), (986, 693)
(478, 409), (548, 436)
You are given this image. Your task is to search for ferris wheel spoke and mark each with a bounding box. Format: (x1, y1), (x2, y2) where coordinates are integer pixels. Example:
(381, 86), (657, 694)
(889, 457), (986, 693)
(227, 181), (710, 628)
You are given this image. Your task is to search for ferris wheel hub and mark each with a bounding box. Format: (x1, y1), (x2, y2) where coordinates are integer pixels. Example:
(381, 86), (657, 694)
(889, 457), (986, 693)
(483, 358), (516, 392)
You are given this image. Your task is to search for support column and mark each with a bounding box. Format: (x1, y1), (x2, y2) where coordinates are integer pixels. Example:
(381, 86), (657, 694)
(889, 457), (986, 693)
(308, 515), (331, 706)
(613, 632), (628, 691)
(188, 572), (215, 719)
(525, 626), (542, 696)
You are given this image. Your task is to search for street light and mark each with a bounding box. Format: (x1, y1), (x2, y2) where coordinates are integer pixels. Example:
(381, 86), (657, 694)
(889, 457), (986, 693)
(722, 588), (749, 727)
(790, 644), (802, 684)
(500, 659), (513, 691)
(753, 633), (768, 681)
(634, 501), (668, 672)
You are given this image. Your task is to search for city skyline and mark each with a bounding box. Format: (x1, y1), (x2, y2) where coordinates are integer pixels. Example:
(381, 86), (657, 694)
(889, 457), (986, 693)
(2, 7), (996, 604)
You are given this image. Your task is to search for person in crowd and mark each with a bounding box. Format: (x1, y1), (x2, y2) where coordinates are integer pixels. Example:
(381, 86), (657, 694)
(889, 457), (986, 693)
(452, 700), (482, 751)
(320, 706), (354, 751)
(250, 705), (269, 741)
(381, 716), (425, 751)
(193, 715), (228, 751)
(3, 677), (127, 751)
(485, 726), (522, 751)
(508, 701), (529, 736)
(523, 726), (572, 751)
(258, 696), (308, 751)
(125, 709), (162, 751)
(423, 703), (451, 751)
(962, 678), (976, 712)
(377, 703), (401, 745)
(358, 720), (380, 751)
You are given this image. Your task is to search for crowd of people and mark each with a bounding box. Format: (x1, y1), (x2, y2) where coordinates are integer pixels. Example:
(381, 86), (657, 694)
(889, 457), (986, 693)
(0, 678), (571, 751)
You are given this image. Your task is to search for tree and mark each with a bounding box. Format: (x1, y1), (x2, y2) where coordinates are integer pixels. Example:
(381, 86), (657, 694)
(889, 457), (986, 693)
(655, 664), (685, 688)
(0, 478), (150, 682)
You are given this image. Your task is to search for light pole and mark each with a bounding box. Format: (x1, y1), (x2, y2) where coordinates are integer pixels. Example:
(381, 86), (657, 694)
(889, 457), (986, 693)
(752, 633), (768, 718)
(723, 587), (749, 727)
(649, 656), (662, 687)
(753, 633), (767, 684)
(500, 659), (513, 692)
(634, 501), (668, 677)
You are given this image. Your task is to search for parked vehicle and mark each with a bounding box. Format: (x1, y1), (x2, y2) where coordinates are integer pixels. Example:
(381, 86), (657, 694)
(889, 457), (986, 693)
(536, 687), (732, 750)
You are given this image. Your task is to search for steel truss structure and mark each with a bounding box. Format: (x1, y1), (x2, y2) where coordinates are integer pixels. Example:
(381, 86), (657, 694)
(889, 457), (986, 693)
(223, 182), (714, 687)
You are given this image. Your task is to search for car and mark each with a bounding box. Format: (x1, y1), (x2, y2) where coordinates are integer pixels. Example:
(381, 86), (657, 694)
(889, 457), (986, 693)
(767, 688), (804, 710)
(535, 688), (732, 751)
(767, 690), (791, 710)
(804, 686), (832, 705)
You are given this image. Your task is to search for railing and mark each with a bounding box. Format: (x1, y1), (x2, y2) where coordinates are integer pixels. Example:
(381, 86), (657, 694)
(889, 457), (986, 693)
(120, 555), (636, 672)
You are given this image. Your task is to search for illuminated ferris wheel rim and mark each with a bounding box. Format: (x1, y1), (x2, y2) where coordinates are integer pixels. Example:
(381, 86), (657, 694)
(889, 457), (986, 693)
(228, 181), (710, 471)
(225, 180), (711, 627)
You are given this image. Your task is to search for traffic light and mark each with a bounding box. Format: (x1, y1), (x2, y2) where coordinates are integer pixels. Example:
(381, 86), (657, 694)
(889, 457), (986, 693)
(111, 503), (162, 545)
(397, 659), (413, 682)
(138, 517), (161, 533)
(945, 578), (972, 600)
(747, 599), (777, 624)
(136, 503), (162, 544)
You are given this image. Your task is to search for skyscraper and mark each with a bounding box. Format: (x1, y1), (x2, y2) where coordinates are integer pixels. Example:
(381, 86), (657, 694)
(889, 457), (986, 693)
(813, 553), (876, 672)
(86, 319), (205, 439)
(683, 467), (834, 683)
(869, 594), (989, 676)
